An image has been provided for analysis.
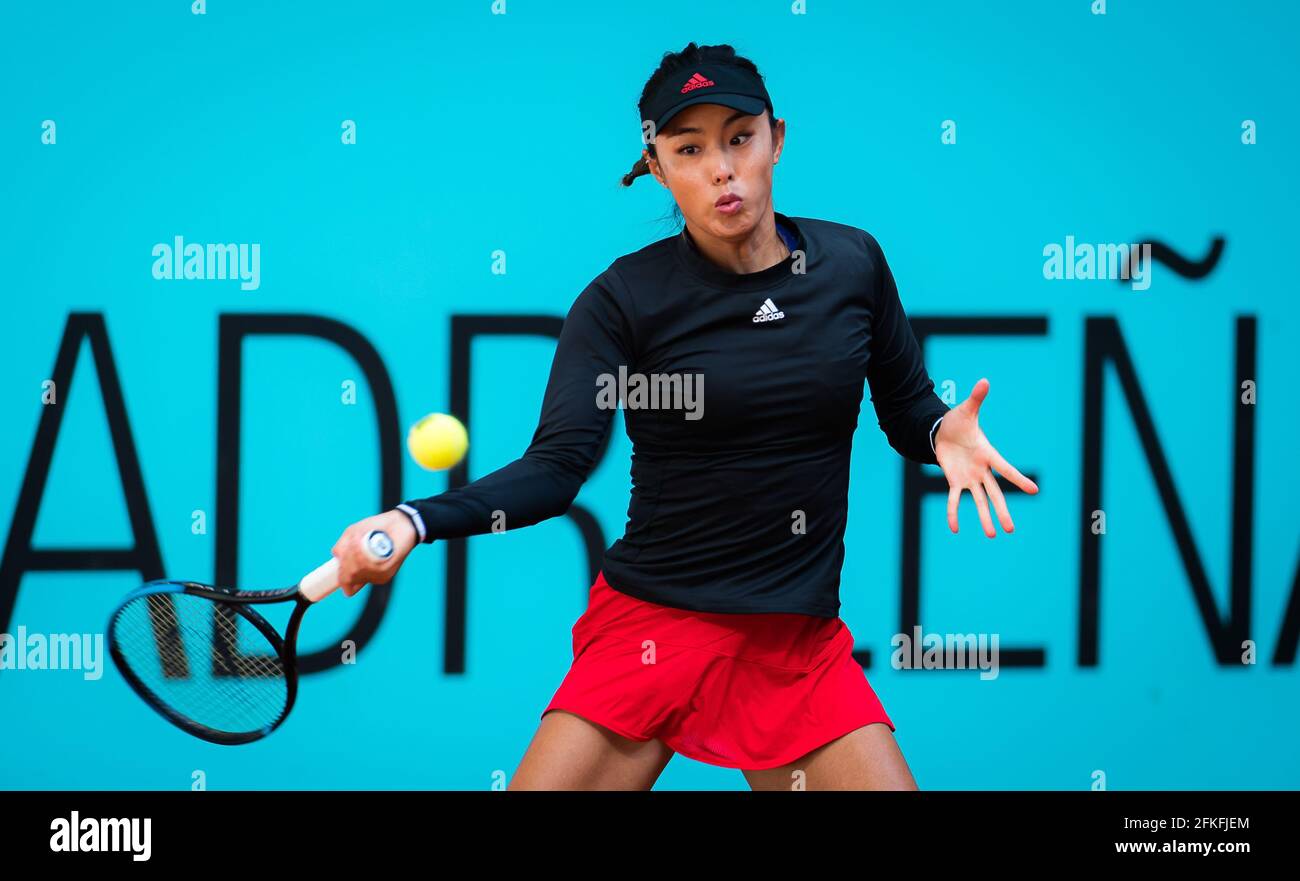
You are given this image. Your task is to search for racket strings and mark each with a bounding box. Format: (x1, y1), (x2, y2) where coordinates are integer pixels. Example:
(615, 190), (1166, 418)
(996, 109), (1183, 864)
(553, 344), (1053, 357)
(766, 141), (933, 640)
(112, 592), (290, 735)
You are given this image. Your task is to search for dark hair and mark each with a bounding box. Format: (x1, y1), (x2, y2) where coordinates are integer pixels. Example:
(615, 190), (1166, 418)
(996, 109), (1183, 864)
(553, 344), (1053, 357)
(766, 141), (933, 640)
(621, 42), (778, 224)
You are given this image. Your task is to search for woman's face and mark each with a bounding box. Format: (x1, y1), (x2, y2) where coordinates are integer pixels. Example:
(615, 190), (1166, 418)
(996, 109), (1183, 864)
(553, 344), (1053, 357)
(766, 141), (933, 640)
(645, 102), (785, 242)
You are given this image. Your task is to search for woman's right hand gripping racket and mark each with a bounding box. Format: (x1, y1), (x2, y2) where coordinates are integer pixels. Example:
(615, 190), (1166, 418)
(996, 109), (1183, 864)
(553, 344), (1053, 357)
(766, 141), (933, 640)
(106, 529), (394, 745)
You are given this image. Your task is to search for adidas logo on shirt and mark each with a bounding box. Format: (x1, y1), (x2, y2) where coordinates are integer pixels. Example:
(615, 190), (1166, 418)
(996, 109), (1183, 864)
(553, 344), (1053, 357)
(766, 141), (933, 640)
(752, 297), (785, 323)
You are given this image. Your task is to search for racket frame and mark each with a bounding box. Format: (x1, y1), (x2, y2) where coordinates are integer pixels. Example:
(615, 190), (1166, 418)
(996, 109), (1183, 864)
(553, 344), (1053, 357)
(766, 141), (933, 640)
(107, 580), (309, 745)
(106, 529), (394, 746)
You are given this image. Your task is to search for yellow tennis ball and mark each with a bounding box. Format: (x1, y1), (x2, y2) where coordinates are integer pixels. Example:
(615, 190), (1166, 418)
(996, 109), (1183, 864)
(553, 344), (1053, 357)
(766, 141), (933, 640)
(406, 412), (468, 471)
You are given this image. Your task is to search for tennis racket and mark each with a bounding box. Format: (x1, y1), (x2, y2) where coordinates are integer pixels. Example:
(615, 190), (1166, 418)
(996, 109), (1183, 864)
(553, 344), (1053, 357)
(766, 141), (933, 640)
(106, 529), (394, 745)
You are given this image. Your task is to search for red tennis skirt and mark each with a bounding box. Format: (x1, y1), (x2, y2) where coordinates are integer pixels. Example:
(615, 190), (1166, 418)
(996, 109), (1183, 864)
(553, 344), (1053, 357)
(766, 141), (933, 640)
(541, 570), (894, 771)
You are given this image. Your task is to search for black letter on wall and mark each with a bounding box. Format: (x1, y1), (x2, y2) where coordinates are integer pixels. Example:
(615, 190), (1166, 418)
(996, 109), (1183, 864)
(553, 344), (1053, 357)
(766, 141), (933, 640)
(218, 314), (402, 674)
(1080, 316), (1257, 665)
(0, 313), (164, 638)
(444, 315), (613, 675)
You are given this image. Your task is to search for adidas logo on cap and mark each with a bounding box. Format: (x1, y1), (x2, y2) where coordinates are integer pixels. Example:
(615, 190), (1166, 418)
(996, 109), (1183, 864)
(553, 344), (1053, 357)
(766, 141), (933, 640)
(680, 72), (716, 94)
(752, 297), (785, 323)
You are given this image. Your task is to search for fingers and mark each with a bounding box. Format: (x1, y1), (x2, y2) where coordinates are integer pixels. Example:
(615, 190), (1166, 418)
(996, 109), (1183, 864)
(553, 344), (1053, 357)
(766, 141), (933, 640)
(333, 525), (369, 597)
(990, 448), (1038, 495)
(969, 481), (996, 538)
(339, 564), (375, 597)
(338, 555), (383, 597)
(947, 469), (1027, 538)
(337, 554), (364, 597)
(962, 377), (990, 415)
(338, 557), (397, 597)
(983, 472), (1014, 534)
(331, 522), (358, 563)
(332, 512), (418, 598)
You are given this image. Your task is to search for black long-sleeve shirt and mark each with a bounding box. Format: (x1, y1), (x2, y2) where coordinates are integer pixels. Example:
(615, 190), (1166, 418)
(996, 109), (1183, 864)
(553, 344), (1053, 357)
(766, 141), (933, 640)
(398, 213), (949, 617)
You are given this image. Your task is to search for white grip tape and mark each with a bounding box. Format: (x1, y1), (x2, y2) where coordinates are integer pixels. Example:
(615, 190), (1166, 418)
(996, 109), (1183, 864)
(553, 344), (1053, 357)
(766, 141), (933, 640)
(299, 529), (394, 603)
(299, 558), (341, 603)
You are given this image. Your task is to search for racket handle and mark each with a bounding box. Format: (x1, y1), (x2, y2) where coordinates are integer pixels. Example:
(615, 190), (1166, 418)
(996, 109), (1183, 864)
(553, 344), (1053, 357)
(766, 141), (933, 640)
(300, 529), (395, 602)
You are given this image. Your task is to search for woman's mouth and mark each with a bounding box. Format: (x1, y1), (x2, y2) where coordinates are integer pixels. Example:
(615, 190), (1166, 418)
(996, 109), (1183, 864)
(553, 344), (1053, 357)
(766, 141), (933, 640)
(715, 193), (743, 215)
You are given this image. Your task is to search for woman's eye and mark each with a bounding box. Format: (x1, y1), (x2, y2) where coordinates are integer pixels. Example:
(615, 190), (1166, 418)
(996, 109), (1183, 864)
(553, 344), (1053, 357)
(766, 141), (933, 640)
(678, 132), (753, 155)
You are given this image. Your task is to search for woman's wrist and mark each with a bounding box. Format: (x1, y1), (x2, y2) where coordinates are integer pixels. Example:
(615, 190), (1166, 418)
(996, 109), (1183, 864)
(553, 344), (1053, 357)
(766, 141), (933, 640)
(929, 413), (946, 457)
(392, 503), (427, 544)
(385, 507), (421, 552)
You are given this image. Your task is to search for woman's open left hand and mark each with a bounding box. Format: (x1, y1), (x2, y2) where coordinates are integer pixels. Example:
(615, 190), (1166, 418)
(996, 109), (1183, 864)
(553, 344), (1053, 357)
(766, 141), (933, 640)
(934, 378), (1039, 538)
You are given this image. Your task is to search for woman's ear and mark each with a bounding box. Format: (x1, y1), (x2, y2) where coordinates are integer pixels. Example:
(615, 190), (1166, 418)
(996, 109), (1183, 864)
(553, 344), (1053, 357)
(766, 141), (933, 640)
(645, 149), (668, 188)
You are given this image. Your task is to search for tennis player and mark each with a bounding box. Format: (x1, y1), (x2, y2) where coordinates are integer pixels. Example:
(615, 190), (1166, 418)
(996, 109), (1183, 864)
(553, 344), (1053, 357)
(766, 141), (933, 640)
(329, 42), (1038, 790)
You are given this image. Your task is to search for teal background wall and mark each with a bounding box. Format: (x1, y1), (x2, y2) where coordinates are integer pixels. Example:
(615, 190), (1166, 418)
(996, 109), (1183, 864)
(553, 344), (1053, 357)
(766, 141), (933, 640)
(1, 0), (1296, 790)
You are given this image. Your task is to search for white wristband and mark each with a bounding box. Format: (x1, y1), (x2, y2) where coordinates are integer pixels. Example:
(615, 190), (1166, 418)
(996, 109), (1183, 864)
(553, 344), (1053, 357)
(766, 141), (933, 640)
(395, 503), (427, 543)
(929, 414), (945, 458)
